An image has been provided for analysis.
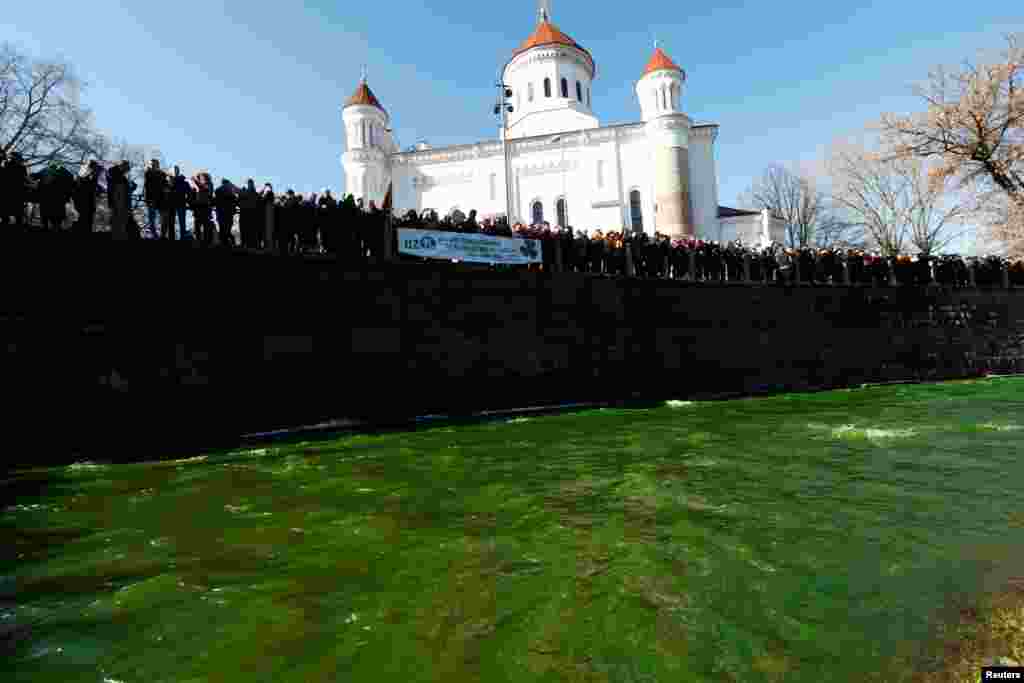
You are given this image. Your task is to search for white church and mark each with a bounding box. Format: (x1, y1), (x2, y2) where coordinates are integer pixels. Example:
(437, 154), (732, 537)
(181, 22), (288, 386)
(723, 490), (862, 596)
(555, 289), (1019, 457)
(341, 3), (784, 244)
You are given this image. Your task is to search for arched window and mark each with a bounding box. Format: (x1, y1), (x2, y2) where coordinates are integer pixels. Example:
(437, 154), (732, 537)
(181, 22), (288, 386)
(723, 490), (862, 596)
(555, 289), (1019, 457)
(561, 78), (568, 98)
(556, 197), (568, 227)
(629, 190), (643, 233)
(543, 78), (551, 98)
(596, 160), (604, 189)
(528, 83), (534, 102)
(661, 87), (667, 110)
(489, 173), (496, 201)
(576, 81), (582, 102)
(531, 200), (544, 225)
(361, 120), (367, 146)
(652, 91), (659, 111)
(587, 87), (591, 107)
(670, 83), (678, 110)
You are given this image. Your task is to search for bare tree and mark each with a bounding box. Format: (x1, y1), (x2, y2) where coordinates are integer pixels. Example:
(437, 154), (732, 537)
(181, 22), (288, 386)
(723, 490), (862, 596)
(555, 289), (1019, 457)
(742, 163), (853, 248)
(829, 142), (967, 256)
(879, 33), (1023, 254)
(0, 43), (107, 171)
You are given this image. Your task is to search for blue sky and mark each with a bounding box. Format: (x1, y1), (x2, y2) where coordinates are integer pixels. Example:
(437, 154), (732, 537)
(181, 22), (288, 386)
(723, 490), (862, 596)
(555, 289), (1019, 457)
(6, 0), (1022, 251)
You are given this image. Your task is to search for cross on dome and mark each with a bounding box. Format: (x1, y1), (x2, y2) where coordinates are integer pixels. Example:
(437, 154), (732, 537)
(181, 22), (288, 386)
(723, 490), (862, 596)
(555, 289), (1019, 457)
(538, 0), (551, 23)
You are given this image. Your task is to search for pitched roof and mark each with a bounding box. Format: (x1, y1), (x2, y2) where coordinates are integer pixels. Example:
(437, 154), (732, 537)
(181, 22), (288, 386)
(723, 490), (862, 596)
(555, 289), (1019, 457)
(718, 206), (762, 218)
(344, 80), (385, 112)
(641, 47), (684, 78)
(512, 21), (594, 72)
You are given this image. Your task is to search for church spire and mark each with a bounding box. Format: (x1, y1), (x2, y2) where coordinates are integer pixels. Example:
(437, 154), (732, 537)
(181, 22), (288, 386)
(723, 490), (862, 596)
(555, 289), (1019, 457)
(538, 0), (550, 23)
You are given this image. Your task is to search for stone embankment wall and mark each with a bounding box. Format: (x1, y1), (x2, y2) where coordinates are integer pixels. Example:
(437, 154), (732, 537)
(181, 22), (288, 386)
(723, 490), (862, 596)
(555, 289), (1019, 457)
(2, 235), (1023, 464)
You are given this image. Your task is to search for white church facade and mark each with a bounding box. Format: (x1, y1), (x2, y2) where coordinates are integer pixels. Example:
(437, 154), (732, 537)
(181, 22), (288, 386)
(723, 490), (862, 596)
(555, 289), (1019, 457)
(341, 5), (784, 245)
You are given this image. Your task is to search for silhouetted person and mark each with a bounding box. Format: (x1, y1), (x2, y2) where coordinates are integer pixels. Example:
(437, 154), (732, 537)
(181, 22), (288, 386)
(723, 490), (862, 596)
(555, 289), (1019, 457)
(190, 172), (215, 246)
(1, 152), (29, 232)
(158, 174), (175, 240)
(72, 161), (102, 235)
(317, 189), (337, 253)
(302, 193), (318, 252)
(169, 166), (190, 240)
(107, 160), (132, 240)
(36, 163), (75, 231)
(237, 179), (260, 248)
(214, 179), (238, 247)
(262, 184), (276, 251)
(143, 160), (166, 237)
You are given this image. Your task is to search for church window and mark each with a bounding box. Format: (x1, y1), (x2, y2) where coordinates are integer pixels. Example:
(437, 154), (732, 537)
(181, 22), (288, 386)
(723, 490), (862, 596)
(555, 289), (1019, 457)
(576, 81), (582, 102)
(556, 197), (568, 227)
(531, 200), (544, 225)
(489, 173), (496, 201)
(629, 190), (643, 233)
(596, 160), (604, 188)
(544, 78), (551, 97)
(528, 83), (534, 101)
(560, 77), (568, 98)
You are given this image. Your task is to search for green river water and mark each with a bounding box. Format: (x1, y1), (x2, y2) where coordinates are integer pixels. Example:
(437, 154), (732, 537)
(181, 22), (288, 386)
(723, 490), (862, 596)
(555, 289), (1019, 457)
(3, 378), (1024, 682)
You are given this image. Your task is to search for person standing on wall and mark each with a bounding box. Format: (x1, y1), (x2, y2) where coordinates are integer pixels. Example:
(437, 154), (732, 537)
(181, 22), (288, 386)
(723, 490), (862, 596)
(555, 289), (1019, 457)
(214, 179), (238, 248)
(169, 166), (191, 240)
(190, 172), (215, 246)
(262, 183), (276, 252)
(237, 179), (260, 249)
(72, 161), (102, 235)
(107, 160), (132, 241)
(143, 160), (166, 238)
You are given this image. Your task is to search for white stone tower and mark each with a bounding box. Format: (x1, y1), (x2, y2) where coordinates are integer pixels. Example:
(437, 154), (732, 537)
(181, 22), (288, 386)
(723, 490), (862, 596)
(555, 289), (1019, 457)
(341, 73), (393, 206)
(636, 46), (693, 238)
(501, 1), (599, 139)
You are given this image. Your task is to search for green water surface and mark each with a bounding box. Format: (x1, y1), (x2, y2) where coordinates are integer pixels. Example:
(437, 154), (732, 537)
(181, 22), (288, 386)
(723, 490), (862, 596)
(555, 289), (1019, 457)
(3, 378), (1024, 682)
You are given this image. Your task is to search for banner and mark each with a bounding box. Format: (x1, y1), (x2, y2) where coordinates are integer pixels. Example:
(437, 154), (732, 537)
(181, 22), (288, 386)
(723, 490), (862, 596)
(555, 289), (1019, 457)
(397, 228), (542, 264)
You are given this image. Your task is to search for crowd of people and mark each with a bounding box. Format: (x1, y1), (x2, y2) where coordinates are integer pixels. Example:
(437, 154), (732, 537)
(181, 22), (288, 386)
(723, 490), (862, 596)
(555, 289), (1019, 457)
(2, 153), (1023, 288)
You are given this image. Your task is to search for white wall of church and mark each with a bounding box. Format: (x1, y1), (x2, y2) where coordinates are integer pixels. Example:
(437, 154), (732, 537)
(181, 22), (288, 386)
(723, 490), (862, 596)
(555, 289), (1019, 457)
(390, 122), (724, 237)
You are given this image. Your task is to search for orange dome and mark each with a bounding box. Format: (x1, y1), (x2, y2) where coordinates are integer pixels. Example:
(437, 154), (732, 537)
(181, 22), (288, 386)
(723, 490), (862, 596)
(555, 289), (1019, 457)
(641, 47), (684, 79)
(344, 80), (385, 113)
(512, 20), (595, 74)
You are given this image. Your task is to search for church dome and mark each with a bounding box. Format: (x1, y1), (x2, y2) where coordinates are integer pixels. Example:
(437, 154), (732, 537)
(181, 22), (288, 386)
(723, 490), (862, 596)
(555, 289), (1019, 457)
(344, 80), (386, 113)
(511, 19), (595, 76)
(641, 47), (684, 80)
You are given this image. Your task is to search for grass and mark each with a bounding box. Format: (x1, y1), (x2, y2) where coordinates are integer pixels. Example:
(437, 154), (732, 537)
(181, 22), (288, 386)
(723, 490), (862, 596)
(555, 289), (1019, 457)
(2, 377), (1024, 682)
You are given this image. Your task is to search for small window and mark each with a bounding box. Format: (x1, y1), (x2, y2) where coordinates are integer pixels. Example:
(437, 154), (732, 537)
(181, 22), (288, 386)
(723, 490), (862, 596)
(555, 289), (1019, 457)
(560, 78), (568, 98)
(661, 87), (667, 110)
(528, 83), (534, 102)
(544, 78), (551, 98)
(576, 81), (582, 102)
(596, 160), (604, 189)
(629, 190), (643, 233)
(531, 200), (544, 225)
(556, 198), (568, 227)
(489, 173), (496, 201)
(587, 87), (591, 107)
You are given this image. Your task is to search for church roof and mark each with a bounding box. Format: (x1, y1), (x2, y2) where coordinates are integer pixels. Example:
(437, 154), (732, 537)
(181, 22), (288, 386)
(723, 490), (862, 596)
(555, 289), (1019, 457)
(512, 20), (595, 73)
(345, 80), (386, 112)
(718, 206), (761, 218)
(641, 47), (684, 79)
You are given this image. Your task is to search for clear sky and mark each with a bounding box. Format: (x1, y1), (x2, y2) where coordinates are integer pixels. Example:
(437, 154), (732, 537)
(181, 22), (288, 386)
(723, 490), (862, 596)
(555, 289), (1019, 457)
(6, 0), (1022, 252)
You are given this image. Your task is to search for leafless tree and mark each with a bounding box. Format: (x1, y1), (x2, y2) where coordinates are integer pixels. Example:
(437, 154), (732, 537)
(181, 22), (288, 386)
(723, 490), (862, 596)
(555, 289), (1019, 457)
(829, 142), (967, 256)
(742, 163), (854, 248)
(0, 43), (107, 171)
(879, 33), (1023, 255)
